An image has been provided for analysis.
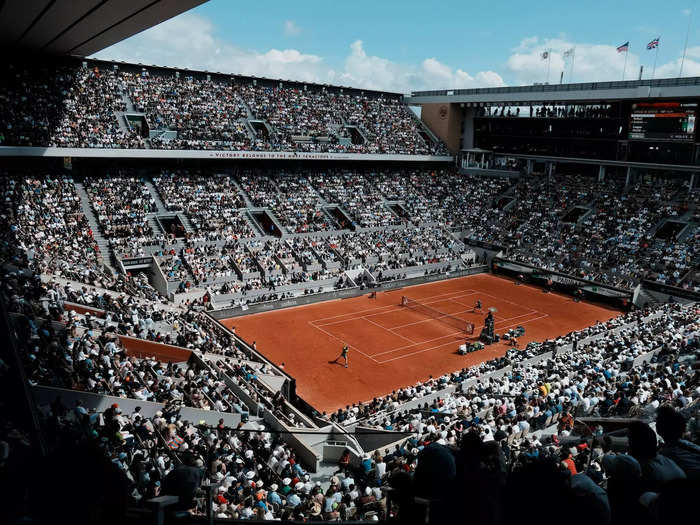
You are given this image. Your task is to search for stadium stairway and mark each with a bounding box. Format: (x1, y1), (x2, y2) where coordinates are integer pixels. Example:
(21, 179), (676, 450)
(143, 179), (168, 214)
(121, 92), (135, 113)
(231, 176), (256, 209)
(115, 111), (130, 134)
(142, 179), (195, 234)
(407, 107), (441, 148)
(177, 213), (196, 233)
(74, 182), (116, 274)
(146, 215), (161, 237)
(677, 221), (698, 241)
(633, 285), (660, 308)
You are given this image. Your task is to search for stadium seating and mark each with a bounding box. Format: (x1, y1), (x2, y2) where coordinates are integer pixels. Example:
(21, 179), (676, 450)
(1, 59), (699, 525)
(1, 60), (447, 155)
(4, 169), (697, 301)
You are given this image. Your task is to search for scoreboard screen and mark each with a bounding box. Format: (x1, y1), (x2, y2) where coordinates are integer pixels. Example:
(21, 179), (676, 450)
(629, 102), (696, 141)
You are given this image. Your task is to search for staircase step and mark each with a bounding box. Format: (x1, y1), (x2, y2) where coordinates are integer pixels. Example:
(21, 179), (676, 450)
(75, 181), (117, 274)
(231, 177), (256, 209)
(143, 179), (168, 214)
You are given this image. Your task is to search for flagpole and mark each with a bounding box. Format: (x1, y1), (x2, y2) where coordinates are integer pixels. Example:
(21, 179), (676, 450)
(546, 48), (552, 83)
(652, 40), (659, 79)
(570, 47), (576, 82)
(680, 11), (693, 76)
(622, 45), (629, 80)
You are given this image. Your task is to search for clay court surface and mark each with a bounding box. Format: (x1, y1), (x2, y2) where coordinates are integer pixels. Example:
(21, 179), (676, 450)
(221, 274), (621, 413)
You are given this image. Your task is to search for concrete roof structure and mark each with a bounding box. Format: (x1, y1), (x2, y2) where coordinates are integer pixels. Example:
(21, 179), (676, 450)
(406, 76), (700, 105)
(0, 0), (207, 56)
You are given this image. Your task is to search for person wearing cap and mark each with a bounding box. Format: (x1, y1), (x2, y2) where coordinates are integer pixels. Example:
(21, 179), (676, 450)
(267, 484), (282, 505)
(361, 453), (372, 477)
(287, 488), (301, 507)
(280, 477), (292, 495)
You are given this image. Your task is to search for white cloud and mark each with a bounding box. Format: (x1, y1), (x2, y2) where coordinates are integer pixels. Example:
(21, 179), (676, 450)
(283, 20), (301, 37)
(91, 13), (504, 92)
(93, 13), (696, 92)
(505, 36), (700, 84)
(329, 40), (504, 92)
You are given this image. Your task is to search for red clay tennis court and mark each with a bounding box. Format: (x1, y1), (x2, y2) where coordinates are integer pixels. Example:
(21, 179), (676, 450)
(221, 274), (621, 413)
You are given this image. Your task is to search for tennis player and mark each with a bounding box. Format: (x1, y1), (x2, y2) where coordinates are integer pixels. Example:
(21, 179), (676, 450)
(333, 345), (349, 368)
(473, 299), (482, 313)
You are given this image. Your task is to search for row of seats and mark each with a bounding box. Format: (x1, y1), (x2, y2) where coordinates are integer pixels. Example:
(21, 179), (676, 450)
(1, 61), (446, 155)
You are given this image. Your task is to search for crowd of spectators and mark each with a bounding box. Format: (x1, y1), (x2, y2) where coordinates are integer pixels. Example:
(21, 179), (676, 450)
(477, 104), (616, 119)
(468, 174), (700, 289)
(154, 171), (254, 241)
(2, 60), (445, 155)
(123, 71), (250, 149)
(3, 257), (697, 524)
(1, 62), (143, 149)
(84, 174), (157, 256)
(5, 167), (699, 302)
(312, 171), (403, 228)
(238, 170), (337, 232)
(2, 175), (103, 280)
(2, 165), (699, 525)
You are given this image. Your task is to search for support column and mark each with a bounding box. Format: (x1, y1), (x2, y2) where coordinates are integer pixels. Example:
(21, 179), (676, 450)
(690, 173), (696, 192)
(625, 166), (632, 186)
(598, 165), (606, 182)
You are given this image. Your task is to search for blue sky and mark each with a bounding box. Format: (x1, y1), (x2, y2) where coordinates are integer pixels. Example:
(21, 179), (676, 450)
(93, 0), (700, 92)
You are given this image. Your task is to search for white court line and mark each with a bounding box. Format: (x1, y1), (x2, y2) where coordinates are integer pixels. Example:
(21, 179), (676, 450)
(369, 310), (541, 359)
(376, 338), (464, 364)
(315, 291), (479, 327)
(308, 288), (475, 324)
(492, 311), (542, 325)
(376, 313), (550, 364)
(362, 316), (417, 344)
(477, 290), (545, 313)
(449, 293), (545, 320)
(496, 313), (549, 333)
(307, 321), (379, 363)
(387, 298), (481, 330)
(309, 303), (397, 323)
(314, 295), (546, 361)
(370, 330), (464, 357)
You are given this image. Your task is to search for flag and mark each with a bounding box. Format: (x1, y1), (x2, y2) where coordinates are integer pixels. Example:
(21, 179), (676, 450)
(647, 37), (660, 49)
(541, 51), (549, 60)
(563, 48), (575, 58)
(617, 41), (629, 53)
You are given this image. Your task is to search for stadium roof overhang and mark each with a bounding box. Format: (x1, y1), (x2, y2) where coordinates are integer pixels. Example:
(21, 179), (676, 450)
(405, 77), (700, 105)
(0, 0), (207, 57)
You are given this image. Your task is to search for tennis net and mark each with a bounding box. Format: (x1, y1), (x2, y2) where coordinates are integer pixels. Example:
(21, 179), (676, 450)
(400, 296), (474, 334)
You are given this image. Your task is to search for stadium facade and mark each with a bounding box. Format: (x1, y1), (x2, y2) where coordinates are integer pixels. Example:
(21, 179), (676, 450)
(411, 78), (700, 184)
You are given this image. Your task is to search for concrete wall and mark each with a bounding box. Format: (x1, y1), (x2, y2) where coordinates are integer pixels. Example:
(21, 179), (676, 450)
(32, 385), (243, 427)
(354, 426), (413, 453)
(420, 103), (462, 153)
(262, 411), (321, 473)
(119, 336), (193, 362)
(209, 265), (488, 320)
